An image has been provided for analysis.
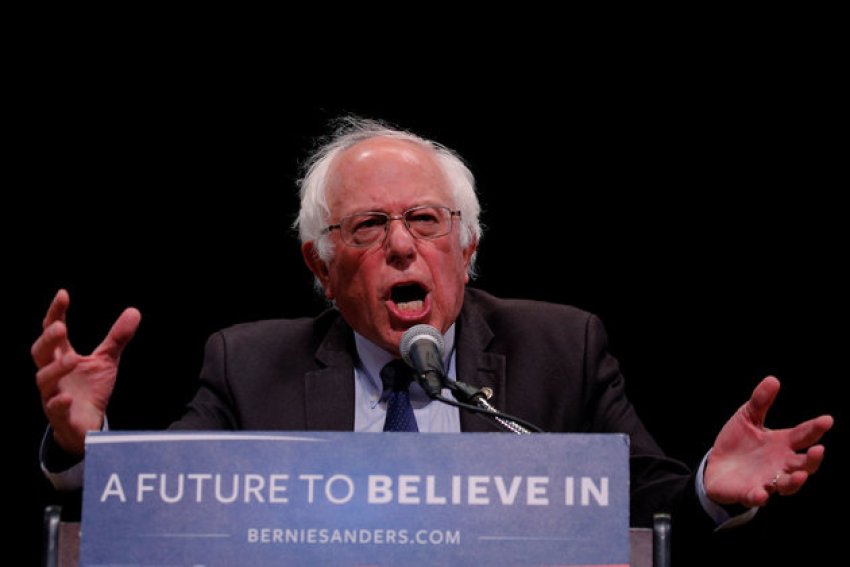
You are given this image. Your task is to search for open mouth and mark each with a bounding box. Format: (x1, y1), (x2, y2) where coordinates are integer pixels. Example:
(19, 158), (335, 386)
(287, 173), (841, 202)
(390, 283), (428, 312)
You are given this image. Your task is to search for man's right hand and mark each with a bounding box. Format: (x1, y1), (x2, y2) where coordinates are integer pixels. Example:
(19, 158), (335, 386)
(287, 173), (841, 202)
(31, 289), (141, 457)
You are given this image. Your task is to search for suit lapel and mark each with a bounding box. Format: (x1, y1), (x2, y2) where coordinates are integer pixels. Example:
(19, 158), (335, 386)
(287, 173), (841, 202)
(456, 291), (507, 432)
(304, 315), (357, 431)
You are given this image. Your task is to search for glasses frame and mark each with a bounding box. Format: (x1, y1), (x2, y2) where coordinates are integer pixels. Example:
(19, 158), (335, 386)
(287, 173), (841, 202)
(323, 205), (462, 248)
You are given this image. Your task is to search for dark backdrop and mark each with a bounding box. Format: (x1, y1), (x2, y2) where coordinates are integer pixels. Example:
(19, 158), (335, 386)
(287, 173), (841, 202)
(10, 56), (845, 565)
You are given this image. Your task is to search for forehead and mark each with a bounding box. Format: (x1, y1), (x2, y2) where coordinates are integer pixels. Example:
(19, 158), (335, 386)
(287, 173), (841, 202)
(326, 137), (452, 217)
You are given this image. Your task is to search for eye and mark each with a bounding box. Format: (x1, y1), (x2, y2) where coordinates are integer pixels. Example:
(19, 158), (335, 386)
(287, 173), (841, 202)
(407, 210), (439, 224)
(350, 214), (387, 232)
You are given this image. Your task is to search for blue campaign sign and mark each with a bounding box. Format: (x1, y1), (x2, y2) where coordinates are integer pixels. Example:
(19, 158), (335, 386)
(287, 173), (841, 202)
(81, 432), (629, 567)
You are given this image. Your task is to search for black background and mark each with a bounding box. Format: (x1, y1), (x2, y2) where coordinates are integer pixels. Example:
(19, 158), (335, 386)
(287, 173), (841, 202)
(9, 31), (846, 566)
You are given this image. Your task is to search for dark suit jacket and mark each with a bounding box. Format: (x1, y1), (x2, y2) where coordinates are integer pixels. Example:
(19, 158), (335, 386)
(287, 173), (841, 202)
(171, 288), (711, 532)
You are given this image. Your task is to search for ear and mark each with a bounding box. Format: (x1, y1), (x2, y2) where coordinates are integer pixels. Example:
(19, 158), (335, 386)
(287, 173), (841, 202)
(302, 241), (334, 299)
(461, 237), (478, 284)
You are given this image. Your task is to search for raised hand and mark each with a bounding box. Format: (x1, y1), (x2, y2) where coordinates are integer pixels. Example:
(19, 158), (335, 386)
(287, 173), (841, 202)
(31, 289), (141, 456)
(704, 376), (833, 508)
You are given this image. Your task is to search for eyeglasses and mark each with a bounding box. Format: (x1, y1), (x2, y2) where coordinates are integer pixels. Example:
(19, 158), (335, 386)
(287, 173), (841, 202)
(323, 205), (462, 248)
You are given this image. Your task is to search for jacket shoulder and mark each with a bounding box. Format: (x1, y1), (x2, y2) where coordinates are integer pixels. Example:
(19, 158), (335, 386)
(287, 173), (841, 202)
(212, 308), (341, 357)
(464, 287), (594, 331)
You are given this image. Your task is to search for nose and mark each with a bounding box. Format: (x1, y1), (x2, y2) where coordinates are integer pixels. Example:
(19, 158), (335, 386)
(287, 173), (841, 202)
(384, 216), (416, 267)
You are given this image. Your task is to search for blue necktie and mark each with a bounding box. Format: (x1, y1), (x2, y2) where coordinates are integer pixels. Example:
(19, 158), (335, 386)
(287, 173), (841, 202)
(382, 360), (419, 432)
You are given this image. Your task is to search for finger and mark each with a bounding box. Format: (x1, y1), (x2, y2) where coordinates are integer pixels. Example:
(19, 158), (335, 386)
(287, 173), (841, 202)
(743, 486), (770, 508)
(789, 415), (834, 450)
(43, 393), (86, 455)
(31, 320), (73, 369)
(802, 445), (826, 475)
(35, 352), (81, 399)
(777, 470), (809, 496)
(42, 289), (70, 330)
(783, 452), (809, 470)
(745, 375), (780, 427)
(93, 307), (141, 360)
(43, 392), (73, 426)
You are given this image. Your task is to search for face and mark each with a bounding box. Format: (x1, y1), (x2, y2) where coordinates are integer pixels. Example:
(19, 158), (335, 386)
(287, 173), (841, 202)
(303, 137), (476, 355)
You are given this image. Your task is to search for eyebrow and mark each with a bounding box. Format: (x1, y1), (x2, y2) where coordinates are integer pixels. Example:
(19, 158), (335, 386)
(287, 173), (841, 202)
(344, 204), (447, 216)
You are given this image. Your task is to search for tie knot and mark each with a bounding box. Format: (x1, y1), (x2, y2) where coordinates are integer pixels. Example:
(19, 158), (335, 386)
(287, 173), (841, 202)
(381, 359), (415, 393)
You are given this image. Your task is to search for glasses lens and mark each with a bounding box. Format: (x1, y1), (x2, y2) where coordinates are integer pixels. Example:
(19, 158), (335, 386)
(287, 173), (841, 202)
(405, 206), (451, 239)
(342, 213), (388, 246)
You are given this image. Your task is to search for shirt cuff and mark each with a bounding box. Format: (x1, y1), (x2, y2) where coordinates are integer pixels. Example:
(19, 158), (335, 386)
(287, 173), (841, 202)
(696, 450), (759, 530)
(39, 416), (109, 491)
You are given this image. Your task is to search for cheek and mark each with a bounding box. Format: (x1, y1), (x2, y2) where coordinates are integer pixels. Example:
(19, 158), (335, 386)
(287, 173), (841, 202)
(429, 250), (468, 299)
(330, 254), (378, 297)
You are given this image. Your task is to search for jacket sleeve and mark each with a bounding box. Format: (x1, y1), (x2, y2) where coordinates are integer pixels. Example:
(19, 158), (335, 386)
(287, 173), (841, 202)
(582, 314), (715, 536)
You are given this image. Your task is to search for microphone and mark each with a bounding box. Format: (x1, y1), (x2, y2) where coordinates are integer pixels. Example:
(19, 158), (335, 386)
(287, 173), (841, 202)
(400, 324), (446, 399)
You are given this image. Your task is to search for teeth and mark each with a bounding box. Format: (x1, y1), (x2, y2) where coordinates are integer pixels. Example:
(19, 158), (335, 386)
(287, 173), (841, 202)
(397, 300), (424, 312)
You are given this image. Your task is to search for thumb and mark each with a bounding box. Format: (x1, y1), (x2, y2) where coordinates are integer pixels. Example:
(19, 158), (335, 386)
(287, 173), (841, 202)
(745, 375), (781, 427)
(93, 307), (142, 360)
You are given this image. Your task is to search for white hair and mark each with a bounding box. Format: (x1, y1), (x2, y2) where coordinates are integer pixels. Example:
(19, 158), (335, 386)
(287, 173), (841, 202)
(294, 117), (482, 278)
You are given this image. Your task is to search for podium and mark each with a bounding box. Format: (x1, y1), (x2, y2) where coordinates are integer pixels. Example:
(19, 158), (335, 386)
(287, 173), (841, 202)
(44, 432), (673, 566)
(44, 508), (670, 567)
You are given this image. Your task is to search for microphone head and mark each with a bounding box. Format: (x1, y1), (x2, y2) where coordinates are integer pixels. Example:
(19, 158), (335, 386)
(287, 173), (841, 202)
(400, 324), (445, 367)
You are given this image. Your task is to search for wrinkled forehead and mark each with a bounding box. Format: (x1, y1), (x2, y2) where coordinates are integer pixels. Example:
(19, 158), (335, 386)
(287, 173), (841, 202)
(326, 137), (453, 217)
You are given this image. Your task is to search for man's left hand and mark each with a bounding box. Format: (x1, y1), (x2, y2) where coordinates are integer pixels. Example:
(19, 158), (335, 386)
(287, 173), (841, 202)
(704, 376), (833, 508)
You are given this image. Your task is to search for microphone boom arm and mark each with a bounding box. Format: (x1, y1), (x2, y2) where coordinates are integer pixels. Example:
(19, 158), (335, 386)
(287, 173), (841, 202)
(444, 380), (537, 435)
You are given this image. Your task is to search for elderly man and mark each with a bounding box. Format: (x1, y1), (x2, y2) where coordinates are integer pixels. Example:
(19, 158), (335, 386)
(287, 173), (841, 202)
(33, 118), (832, 546)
